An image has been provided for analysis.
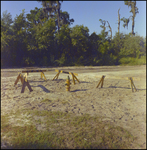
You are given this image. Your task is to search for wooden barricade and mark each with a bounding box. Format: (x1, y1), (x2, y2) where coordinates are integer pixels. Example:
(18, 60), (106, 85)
(22, 70), (47, 80)
(14, 73), (33, 93)
(52, 69), (80, 85)
(96, 75), (137, 92)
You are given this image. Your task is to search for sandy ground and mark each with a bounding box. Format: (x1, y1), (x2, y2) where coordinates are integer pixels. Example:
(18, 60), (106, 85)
(1, 65), (146, 149)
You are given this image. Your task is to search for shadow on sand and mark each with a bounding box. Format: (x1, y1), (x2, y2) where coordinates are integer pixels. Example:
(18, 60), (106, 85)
(70, 89), (88, 92)
(31, 85), (50, 93)
(102, 86), (146, 91)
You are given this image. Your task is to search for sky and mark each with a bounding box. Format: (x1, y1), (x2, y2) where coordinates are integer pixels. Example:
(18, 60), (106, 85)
(1, 1), (146, 38)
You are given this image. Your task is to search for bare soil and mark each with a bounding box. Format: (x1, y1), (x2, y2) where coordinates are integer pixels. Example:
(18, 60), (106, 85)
(1, 65), (146, 149)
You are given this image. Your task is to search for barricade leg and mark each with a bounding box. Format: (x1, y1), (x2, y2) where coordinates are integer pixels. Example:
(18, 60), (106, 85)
(14, 73), (23, 86)
(129, 77), (137, 92)
(42, 72), (47, 80)
(101, 78), (104, 88)
(71, 73), (75, 85)
(73, 74), (80, 83)
(96, 76), (105, 88)
(21, 77), (33, 93)
(41, 72), (46, 80)
(52, 71), (60, 80)
(41, 72), (43, 79)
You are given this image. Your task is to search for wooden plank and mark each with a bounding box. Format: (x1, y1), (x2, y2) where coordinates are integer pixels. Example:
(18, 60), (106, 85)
(55, 70), (78, 76)
(22, 70), (47, 73)
(69, 72), (78, 76)
(55, 69), (60, 72)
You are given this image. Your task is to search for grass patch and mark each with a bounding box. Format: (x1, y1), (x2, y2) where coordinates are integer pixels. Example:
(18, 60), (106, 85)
(119, 56), (146, 65)
(1, 109), (138, 149)
(61, 100), (69, 105)
(40, 99), (53, 103)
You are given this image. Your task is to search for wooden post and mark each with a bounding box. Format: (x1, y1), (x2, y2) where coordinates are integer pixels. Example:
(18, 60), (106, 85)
(65, 76), (70, 91)
(96, 76), (105, 88)
(21, 77), (33, 93)
(128, 77), (137, 92)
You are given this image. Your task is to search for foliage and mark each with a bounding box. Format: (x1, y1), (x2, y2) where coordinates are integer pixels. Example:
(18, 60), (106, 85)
(119, 34), (145, 58)
(1, 1), (146, 68)
(1, 11), (14, 66)
(55, 24), (72, 66)
(70, 25), (90, 65)
(119, 56), (146, 65)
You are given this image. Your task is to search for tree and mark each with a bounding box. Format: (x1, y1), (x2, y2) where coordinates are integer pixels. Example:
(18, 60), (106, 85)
(1, 10), (13, 26)
(26, 7), (46, 27)
(98, 20), (115, 65)
(38, 1), (63, 33)
(70, 25), (90, 65)
(119, 34), (142, 58)
(12, 9), (29, 66)
(54, 24), (72, 66)
(99, 19), (112, 40)
(35, 18), (56, 66)
(124, 0), (139, 35)
(1, 11), (14, 67)
(89, 32), (101, 65)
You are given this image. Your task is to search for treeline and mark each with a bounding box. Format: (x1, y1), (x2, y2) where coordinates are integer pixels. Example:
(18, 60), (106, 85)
(1, 2), (146, 68)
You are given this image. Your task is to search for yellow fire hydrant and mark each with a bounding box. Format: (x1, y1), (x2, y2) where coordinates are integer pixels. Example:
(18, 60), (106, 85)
(65, 76), (70, 91)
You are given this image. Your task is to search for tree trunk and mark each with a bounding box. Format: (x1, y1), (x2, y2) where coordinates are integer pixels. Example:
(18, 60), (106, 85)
(118, 8), (120, 33)
(57, 9), (60, 32)
(132, 16), (135, 35)
(57, 1), (60, 33)
(107, 21), (112, 40)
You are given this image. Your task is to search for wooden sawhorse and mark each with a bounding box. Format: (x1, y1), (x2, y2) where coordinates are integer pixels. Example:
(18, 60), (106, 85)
(52, 69), (80, 85)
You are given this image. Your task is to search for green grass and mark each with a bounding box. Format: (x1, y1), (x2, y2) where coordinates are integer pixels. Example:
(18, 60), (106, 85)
(119, 56), (146, 65)
(1, 109), (138, 149)
(40, 99), (53, 103)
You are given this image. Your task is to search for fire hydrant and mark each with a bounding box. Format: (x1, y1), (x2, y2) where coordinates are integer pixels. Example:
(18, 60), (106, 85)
(65, 76), (70, 91)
